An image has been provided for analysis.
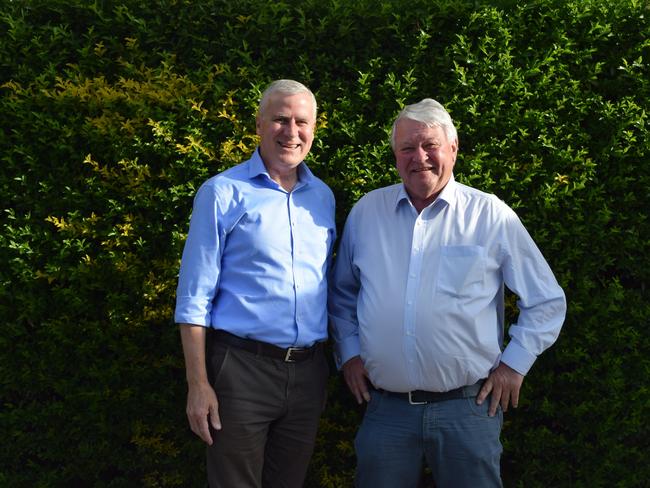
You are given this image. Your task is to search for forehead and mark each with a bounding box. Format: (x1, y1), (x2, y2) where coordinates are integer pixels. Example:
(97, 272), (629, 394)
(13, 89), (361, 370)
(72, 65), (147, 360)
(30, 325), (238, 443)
(262, 92), (315, 119)
(394, 118), (446, 144)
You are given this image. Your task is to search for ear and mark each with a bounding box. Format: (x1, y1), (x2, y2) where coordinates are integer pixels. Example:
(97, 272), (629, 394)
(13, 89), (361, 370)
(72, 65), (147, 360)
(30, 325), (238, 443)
(451, 138), (459, 162)
(255, 115), (262, 135)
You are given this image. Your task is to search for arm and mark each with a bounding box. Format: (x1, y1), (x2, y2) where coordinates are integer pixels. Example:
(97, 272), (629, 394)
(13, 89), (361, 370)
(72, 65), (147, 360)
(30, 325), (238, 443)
(175, 182), (225, 444)
(479, 207), (566, 416)
(180, 324), (220, 445)
(328, 210), (369, 402)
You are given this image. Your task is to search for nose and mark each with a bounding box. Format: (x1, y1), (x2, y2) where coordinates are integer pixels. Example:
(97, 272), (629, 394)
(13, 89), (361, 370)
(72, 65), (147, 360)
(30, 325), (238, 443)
(414, 146), (428, 163)
(284, 119), (299, 137)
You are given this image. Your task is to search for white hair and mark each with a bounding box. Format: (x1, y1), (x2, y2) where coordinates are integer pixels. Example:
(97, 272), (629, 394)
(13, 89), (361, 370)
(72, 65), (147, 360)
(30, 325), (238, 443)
(258, 79), (317, 121)
(390, 98), (457, 149)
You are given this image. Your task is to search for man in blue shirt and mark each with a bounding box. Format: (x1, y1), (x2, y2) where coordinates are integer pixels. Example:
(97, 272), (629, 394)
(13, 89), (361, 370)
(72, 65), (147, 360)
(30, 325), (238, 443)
(328, 98), (566, 487)
(175, 79), (336, 488)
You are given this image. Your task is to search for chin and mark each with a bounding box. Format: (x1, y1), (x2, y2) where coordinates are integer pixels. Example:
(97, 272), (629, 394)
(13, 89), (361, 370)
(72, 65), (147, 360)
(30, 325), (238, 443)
(279, 156), (303, 167)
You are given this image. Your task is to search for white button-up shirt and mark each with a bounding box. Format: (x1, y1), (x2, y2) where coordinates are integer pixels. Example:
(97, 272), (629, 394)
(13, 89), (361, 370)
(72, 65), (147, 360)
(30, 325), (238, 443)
(328, 177), (566, 393)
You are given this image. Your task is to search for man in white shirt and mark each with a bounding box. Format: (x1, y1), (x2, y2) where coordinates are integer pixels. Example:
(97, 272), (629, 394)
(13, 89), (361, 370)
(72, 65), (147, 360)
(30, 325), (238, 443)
(328, 98), (566, 487)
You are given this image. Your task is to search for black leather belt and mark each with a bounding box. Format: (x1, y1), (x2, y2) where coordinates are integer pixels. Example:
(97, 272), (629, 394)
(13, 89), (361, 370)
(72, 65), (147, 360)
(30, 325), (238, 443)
(377, 381), (484, 405)
(211, 329), (320, 363)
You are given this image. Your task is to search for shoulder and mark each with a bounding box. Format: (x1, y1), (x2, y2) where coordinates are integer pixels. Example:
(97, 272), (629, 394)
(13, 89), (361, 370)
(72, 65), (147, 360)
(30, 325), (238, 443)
(194, 161), (250, 207)
(346, 183), (401, 222)
(453, 181), (499, 203)
(453, 181), (516, 221)
(355, 183), (402, 208)
(202, 160), (250, 190)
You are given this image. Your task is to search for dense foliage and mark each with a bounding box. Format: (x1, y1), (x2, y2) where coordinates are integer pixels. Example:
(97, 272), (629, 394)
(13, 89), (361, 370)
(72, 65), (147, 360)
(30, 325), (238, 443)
(1, 0), (648, 486)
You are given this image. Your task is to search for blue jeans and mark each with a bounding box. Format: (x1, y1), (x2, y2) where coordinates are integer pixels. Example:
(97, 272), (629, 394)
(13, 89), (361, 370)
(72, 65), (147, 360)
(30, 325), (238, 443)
(354, 388), (503, 488)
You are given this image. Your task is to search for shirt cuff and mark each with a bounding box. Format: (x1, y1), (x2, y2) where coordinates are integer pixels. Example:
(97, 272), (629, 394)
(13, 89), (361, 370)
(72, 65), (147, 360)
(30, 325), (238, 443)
(174, 297), (212, 326)
(333, 335), (361, 370)
(500, 340), (537, 376)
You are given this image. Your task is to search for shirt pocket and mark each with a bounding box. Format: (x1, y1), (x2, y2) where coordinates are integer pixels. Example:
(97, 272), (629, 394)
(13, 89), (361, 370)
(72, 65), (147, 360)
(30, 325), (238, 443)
(436, 245), (486, 298)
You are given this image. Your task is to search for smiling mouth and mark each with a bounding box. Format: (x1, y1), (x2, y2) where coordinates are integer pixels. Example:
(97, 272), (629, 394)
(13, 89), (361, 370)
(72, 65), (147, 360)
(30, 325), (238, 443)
(279, 142), (301, 149)
(413, 167), (435, 173)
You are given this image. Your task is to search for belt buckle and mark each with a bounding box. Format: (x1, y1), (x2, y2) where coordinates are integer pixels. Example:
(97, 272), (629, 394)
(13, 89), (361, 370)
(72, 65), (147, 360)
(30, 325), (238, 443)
(408, 391), (427, 405)
(284, 347), (300, 362)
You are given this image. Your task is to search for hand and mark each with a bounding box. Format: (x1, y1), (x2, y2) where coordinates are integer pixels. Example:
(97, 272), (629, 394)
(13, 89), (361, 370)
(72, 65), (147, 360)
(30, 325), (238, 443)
(342, 355), (371, 404)
(476, 362), (524, 417)
(186, 382), (221, 445)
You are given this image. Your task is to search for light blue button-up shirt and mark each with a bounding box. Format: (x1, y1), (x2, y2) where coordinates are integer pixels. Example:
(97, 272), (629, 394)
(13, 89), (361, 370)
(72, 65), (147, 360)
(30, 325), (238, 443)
(175, 149), (336, 348)
(328, 177), (566, 393)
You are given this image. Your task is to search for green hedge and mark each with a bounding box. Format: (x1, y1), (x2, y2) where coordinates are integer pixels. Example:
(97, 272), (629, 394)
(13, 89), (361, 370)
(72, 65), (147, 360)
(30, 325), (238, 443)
(1, 0), (648, 486)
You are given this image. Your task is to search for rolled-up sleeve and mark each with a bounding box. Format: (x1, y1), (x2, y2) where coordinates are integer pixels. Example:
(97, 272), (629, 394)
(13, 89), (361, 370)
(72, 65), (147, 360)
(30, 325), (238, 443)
(174, 183), (223, 326)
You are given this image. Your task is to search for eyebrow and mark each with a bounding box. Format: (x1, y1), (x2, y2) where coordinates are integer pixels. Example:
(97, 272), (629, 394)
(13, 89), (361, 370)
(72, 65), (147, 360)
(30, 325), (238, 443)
(399, 137), (441, 147)
(273, 114), (312, 123)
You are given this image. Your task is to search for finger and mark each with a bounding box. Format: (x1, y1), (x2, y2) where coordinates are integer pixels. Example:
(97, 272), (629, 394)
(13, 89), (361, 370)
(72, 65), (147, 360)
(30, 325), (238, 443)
(358, 377), (370, 403)
(209, 402), (222, 431)
(500, 388), (511, 414)
(511, 387), (520, 408)
(188, 416), (201, 440)
(353, 378), (368, 404)
(344, 373), (362, 404)
(349, 371), (368, 404)
(476, 380), (492, 405)
(352, 387), (363, 404)
(197, 415), (213, 445)
(360, 366), (371, 402)
(488, 384), (502, 417)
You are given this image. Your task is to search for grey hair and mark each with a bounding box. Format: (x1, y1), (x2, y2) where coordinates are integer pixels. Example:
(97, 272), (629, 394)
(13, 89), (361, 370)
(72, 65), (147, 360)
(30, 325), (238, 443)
(390, 98), (457, 149)
(258, 79), (317, 121)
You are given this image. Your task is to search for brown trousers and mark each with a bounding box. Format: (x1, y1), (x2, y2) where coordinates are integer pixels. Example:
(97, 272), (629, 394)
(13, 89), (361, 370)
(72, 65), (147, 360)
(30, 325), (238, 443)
(205, 339), (329, 488)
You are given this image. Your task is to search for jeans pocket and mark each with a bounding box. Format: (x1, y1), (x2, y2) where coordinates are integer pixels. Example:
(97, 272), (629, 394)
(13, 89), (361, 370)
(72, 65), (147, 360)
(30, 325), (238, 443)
(364, 389), (383, 415)
(466, 395), (502, 419)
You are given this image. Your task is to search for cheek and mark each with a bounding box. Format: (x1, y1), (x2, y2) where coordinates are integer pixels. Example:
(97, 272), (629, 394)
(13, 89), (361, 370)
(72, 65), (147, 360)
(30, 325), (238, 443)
(301, 128), (314, 141)
(395, 158), (408, 173)
(259, 124), (275, 139)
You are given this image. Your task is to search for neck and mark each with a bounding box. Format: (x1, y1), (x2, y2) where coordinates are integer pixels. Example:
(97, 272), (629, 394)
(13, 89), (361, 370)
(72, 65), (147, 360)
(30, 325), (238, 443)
(269, 169), (298, 192)
(408, 193), (438, 214)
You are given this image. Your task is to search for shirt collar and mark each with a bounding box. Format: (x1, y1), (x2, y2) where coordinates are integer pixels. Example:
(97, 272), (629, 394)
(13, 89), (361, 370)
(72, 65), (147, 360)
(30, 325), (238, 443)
(437, 174), (457, 207)
(394, 174), (458, 212)
(248, 147), (314, 188)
